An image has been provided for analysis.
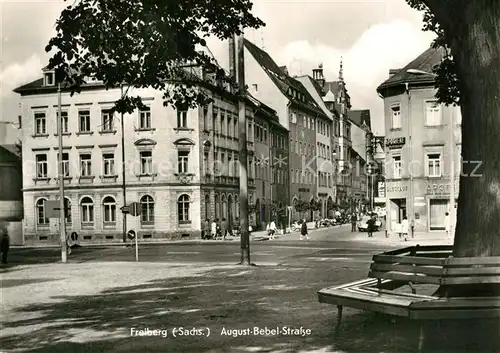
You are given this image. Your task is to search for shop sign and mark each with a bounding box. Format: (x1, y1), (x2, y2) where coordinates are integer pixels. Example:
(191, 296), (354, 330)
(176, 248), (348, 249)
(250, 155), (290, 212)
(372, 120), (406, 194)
(378, 182), (386, 198)
(385, 137), (405, 148)
(426, 180), (460, 194)
(386, 182), (408, 193)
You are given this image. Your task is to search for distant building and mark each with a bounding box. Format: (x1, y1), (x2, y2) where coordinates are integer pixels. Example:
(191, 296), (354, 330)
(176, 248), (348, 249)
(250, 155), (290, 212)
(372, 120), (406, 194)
(0, 144), (23, 244)
(243, 39), (330, 221)
(377, 46), (460, 234)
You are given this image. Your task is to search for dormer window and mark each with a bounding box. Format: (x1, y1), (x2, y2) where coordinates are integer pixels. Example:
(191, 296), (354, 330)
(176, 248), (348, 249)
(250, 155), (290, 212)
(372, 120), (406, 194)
(44, 72), (55, 86)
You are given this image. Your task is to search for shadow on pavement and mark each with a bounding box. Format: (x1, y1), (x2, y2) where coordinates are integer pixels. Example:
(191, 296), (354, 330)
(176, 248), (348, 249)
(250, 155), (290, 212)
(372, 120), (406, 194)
(2, 261), (498, 353)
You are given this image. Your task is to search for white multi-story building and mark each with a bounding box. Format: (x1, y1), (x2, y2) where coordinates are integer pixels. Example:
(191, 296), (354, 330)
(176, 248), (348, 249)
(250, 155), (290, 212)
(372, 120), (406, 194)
(14, 66), (260, 244)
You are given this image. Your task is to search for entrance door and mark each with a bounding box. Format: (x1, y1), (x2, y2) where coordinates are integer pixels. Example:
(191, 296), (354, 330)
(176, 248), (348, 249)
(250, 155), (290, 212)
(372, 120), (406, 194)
(429, 199), (448, 230)
(390, 198), (406, 231)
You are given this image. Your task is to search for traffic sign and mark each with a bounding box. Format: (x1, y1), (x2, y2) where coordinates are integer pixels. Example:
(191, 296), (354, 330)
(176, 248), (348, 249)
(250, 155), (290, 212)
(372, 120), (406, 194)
(120, 206), (130, 214)
(129, 202), (141, 217)
(127, 229), (136, 239)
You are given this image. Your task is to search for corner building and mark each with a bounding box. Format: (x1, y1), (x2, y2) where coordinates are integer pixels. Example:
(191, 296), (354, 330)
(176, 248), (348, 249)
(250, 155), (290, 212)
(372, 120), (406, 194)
(377, 46), (461, 235)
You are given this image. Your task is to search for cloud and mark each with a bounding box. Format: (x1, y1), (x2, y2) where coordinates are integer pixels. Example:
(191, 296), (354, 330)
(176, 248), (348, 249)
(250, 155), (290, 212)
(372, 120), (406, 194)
(0, 54), (44, 97)
(270, 20), (435, 135)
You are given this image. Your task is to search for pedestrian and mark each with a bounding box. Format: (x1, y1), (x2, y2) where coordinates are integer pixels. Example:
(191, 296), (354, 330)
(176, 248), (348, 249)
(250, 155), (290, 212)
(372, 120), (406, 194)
(221, 218), (227, 240)
(410, 219), (415, 238)
(211, 219), (217, 240)
(401, 217), (409, 241)
(269, 219), (277, 239)
(300, 218), (309, 240)
(444, 212), (450, 237)
(351, 212), (357, 232)
(0, 221), (10, 264)
(367, 215), (376, 238)
(203, 219), (210, 240)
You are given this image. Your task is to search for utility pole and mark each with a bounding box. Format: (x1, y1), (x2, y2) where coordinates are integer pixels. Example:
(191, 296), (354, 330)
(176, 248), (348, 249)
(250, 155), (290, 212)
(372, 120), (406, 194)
(57, 83), (67, 263)
(449, 106), (456, 236)
(236, 32), (251, 265)
(120, 84), (127, 243)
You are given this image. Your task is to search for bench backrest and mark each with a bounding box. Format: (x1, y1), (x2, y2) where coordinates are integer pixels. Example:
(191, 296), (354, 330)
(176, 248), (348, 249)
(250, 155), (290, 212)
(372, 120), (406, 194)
(442, 256), (500, 285)
(369, 253), (500, 286)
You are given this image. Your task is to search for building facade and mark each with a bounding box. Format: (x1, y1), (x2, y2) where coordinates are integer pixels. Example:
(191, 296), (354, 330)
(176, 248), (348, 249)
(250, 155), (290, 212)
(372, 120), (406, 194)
(377, 46), (461, 234)
(14, 66), (264, 244)
(243, 39), (330, 221)
(0, 145), (23, 221)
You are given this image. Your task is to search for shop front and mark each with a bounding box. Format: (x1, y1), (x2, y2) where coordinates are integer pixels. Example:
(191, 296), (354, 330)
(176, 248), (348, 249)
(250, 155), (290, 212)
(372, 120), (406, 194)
(423, 178), (459, 232)
(385, 180), (409, 233)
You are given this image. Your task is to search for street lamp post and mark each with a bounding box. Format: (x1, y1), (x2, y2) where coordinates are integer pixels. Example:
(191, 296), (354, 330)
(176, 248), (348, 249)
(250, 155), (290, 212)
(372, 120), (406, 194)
(57, 83), (67, 263)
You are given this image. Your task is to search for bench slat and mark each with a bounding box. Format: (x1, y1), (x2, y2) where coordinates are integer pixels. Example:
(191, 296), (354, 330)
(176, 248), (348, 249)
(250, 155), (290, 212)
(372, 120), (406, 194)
(370, 263), (443, 276)
(369, 271), (442, 284)
(410, 298), (500, 309)
(441, 276), (500, 285)
(446, 257), (500, 266)
(410, 308), (500, 320)
(372, 255), (446, 266)
(444, 267), (500, 275)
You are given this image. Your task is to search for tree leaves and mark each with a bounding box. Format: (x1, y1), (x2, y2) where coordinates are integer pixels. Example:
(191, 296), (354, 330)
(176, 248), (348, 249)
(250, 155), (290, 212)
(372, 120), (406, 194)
(45, 0), (265, 114)
(405, 0), (460, 105)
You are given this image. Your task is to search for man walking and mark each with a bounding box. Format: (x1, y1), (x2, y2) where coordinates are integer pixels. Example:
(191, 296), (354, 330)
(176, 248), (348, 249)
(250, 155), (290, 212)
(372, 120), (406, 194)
(300, 218), (309, 240)
(367, 215), (376, 238)
(0, 221), (10, 264)
(221, 218), (228, 240)
(351, 212), (357, 232)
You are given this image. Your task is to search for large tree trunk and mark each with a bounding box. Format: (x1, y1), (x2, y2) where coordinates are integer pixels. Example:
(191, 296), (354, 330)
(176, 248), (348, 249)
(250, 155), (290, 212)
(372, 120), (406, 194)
(428, 0), (500, 259)
(418, 3), (500, 350)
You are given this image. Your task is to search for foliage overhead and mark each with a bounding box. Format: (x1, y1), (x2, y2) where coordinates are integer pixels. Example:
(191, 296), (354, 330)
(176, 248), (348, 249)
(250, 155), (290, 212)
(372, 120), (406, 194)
(405, 0), (460, 106)
(45, 0), (265, 114)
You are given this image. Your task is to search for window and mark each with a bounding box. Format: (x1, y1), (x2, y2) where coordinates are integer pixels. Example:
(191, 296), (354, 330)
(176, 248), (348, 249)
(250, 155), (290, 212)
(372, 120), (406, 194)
(177, 106), (188, 128)
(391, 104), (402, 129)
(204, 152), (210, 175)
(101, 110), (114, 131)
(178, 150), (189, 174)
(80, 197), (94, 225)
(56, 111), (69, 133)
(79, 110), (91, 132)
(34, 112), (47, 135)
(139, 107), (151, 129)
(36, 154), (48, 178)
(64, 198), (72, 223)
(140, 195), (154, 223)
(178, 194), (190, 223)
(140, 151), (153, 175)
(57, 152), (70, 177)
(427, 153), (442, 177)
(425, 101), (442, 126)
(227, 116), (232, 137)
(80, 154), (92, 176)
(44, 72), (54, 86)
(36, 198), (49, 225)
(228, 155), (233, 177)
(393, 155), (402, 179)
(203, 106), (209, 131)
(102, 196), (116, 223)
(103, 153), (115, 176)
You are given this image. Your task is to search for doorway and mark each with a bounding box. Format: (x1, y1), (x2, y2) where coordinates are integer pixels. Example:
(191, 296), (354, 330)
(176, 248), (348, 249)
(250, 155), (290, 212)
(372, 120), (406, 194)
(389, 198), (406, 229)
(429, 199), (448, 231)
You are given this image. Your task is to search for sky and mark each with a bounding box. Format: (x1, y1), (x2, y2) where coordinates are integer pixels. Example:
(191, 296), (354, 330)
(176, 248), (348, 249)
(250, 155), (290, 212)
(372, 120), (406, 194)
(0, 0), (435, 139)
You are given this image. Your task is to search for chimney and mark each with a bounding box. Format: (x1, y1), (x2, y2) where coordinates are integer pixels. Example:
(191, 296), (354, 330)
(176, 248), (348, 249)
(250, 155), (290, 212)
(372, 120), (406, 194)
(228, 37), (236, 79)
(312, 63), (325, 88)
(389, 68), (401, 77)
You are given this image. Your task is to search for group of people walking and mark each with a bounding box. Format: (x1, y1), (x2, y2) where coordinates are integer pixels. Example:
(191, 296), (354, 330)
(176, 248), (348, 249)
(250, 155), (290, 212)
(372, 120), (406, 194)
(202, 218), (236, 240)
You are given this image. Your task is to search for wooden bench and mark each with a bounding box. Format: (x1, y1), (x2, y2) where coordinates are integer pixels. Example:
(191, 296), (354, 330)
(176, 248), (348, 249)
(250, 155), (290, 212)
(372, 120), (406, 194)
(318, 245), (500, 329)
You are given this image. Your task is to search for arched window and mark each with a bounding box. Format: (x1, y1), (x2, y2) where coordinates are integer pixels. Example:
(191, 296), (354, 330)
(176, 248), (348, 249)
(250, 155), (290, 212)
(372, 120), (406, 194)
(36, 198), (49, 225)
(80, 197), (94, 225)
(178, 194), (190, 223)
(103, 196), (116, 223)
(140, 195), (154, 224)
(204, 194), (210, 220)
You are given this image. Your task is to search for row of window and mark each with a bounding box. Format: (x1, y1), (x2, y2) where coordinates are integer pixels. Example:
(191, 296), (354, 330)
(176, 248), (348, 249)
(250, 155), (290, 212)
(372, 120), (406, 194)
(290, 169), (333, 187)
(390, 101), (462, 130)
(34, 149), (191, 179)
(391, 152), (443, 178)
(289, 112), (333, 137)
(33, 105), (190, 136)
(35, 194), (191, 227)
(317, 142), (333, 160)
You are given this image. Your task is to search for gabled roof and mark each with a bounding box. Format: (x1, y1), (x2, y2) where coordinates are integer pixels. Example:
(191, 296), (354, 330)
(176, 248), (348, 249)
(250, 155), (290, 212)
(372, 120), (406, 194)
(295, 75), (334, 121)
(377, 46), (446, 95)
(348, 109), (371, 129)
(243, 39), (327, 117)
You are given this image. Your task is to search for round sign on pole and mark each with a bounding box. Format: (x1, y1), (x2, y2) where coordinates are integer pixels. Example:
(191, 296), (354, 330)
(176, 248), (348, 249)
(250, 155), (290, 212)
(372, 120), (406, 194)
(127, 230), (136, 239)
(129, 202), (141, 217)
